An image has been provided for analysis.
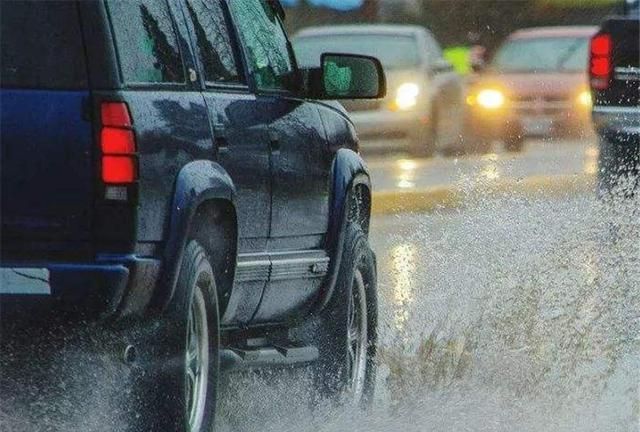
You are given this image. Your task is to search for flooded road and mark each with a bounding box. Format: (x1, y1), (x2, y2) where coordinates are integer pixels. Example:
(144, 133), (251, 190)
(2, 191), (639, 431)
(370, 192), (640, 432)
(214, 191), (640, 432)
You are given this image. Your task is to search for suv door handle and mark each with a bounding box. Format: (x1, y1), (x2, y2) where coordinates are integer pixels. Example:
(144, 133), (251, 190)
(213, 123), (228, 148)
(269, 130), (280, 152)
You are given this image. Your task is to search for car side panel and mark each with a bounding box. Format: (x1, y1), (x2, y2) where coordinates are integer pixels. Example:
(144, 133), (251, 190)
(95, 91), (213, 243)
(205, 92), (272, 252)
(205, 91), (274, 326)
(250, 97), (331, 324)
(267, 97), (330, 246)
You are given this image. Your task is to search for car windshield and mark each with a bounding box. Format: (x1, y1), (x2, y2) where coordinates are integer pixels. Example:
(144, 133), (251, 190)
(492, 36), (590, 73)
(293, 33), (420, 69)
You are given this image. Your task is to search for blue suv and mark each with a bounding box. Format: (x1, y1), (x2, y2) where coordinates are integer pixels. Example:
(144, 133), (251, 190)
(0, 1), (385, 430)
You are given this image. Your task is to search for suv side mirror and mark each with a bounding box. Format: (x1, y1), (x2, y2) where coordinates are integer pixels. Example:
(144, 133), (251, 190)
(305, 53), (386, 100)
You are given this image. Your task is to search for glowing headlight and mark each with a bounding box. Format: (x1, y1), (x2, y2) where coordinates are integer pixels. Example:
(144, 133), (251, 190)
(577, 90), (592, 107)
(395, 83), (420, 111)
(476, 89), (505, 109)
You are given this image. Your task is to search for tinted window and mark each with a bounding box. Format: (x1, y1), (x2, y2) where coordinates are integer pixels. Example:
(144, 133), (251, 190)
(294, 34), (419, 70)
(492, 37), (590, 73)
(185, 0), (243, 84)
(229, 0), (296, 91)
(107, 0), (184, 84)
(1, 1), (87, 89)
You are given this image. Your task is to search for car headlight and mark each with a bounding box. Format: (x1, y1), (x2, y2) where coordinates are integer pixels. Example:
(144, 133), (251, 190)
(394, 83), (420, 111)
(577, 90), (592, 107)
(476, 89), (505, 109)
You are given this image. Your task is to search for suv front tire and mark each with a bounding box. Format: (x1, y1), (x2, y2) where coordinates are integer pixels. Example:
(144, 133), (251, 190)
(310, 224), (378, 406)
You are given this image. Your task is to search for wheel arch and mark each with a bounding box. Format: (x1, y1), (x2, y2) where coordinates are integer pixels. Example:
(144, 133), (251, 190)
(327, 149), (372, 246)
(150, 160), (238, 314)
(316, 149), (372, 313)
(189, 200), (237, 316)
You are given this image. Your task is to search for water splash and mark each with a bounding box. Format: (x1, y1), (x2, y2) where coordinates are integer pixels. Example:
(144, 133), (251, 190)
(1, 189), (639, 431)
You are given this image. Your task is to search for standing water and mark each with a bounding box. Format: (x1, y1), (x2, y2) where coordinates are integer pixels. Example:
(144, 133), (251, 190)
(1, 192), (639, 431)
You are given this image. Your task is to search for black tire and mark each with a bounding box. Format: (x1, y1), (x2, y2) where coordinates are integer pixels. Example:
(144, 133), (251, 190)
(134, 241), (220, 432)
(311, 224), (378, 406)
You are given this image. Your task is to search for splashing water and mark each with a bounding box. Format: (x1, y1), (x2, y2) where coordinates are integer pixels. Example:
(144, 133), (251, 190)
(1, 190), (639, 431)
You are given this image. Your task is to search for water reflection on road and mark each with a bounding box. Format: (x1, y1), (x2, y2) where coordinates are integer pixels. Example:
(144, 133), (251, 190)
(1, 186), (638, 432)
(219, 191), (639, 432)
(387, 243), (418, 334)
(371, 192), (640, 432)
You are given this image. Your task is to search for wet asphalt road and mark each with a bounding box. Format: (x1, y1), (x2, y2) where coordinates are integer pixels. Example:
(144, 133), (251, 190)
(368, 192), (639, 432)
(217, 189), (639, 432)
(2, 138), (639, 432)
(365, 138), (597, 191)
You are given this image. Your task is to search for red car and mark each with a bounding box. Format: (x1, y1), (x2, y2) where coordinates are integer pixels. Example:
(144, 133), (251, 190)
(466, 26), (598, 152)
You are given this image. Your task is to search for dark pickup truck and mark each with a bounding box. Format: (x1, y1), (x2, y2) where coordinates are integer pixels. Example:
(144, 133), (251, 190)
(592, 0), (640, 194)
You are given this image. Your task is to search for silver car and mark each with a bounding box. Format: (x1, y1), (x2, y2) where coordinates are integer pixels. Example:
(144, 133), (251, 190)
(294, 25), (465, 156)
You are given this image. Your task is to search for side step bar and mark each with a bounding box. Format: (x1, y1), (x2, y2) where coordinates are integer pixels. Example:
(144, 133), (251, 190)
(220, 344), (319, 371)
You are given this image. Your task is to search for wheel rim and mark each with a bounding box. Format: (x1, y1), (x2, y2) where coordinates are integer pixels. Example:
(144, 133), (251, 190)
(346, 269), (368, 401)
(185, 286), (209, 432)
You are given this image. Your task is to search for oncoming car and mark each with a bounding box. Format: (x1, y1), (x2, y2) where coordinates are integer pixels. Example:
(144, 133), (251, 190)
(0, 1), (384, 431)
(294, 25), (465, 157)
(466, 26), (598, 152)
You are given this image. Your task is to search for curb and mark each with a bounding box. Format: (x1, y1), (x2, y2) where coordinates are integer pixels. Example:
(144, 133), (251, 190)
(371, 173), (596, 215)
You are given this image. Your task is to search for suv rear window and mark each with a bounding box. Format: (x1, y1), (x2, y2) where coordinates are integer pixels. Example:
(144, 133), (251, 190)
(107, 0), (185, 84)
(1, 1), (88, 89)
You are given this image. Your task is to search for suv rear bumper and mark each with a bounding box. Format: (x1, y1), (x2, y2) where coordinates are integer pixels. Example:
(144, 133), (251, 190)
(0, 255), (161, 322)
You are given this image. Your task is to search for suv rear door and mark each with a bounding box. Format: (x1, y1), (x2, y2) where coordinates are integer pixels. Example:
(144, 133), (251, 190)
(180, 0), (273, 325)
(1, 1), (94, 258)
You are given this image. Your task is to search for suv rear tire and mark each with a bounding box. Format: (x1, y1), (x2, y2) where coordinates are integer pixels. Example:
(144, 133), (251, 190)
(311, 224), (377, 406)
(136, 241), (219, 432)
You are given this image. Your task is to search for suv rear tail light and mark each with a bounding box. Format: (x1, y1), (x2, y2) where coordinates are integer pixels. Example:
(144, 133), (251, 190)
(589, 33), (613, 90)
(100, 102), (137, 185)
(101, 102), (133, 128)
(102, 156), (136, 184)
